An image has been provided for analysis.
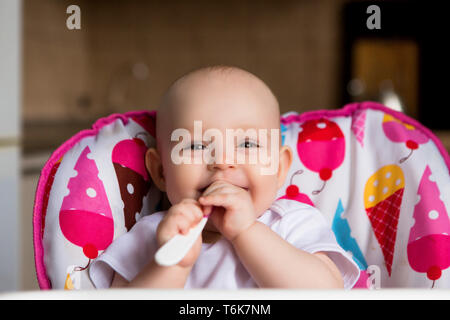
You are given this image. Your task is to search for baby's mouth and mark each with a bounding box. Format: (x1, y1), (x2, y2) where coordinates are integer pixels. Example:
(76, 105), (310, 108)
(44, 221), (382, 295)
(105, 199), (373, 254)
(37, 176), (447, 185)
(198, 183), (249, 195)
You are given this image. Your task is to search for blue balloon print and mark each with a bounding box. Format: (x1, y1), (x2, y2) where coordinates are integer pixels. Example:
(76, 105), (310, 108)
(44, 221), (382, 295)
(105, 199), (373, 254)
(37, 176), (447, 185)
(332, 199), (368, 270)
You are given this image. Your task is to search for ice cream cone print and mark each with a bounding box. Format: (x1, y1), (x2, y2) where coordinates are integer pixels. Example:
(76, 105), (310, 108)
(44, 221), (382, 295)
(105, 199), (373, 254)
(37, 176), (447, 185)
(131, 114), (156, 138)
(59, 146), (114, 265)
(281, 123), (287, 146)
(64, 273), (74, 290)
(364, 164), (405, 276)
(351, 109), (366, 147)
(332, 199), (368, 270)
(112, 136), (151, 231)
(63, 265), (81, 290)
(407, 165), (450, 287)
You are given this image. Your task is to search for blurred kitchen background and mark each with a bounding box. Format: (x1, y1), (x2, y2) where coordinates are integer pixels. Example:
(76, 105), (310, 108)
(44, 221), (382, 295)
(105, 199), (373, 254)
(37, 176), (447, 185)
(0, 0), (448, 291)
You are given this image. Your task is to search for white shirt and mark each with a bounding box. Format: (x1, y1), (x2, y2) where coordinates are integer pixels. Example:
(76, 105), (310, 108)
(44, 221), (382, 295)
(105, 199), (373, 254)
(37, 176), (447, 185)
(89, 199), (360, 289)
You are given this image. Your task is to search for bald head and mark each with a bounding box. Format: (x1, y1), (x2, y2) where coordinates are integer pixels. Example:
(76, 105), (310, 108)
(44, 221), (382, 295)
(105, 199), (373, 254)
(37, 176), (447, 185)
(156, 66), (280, 146)
(160, 65), (278, 112)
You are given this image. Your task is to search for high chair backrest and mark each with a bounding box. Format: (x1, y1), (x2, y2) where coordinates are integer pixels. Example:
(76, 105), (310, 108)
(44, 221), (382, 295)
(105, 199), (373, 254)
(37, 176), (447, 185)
(33, 102), (450, 289)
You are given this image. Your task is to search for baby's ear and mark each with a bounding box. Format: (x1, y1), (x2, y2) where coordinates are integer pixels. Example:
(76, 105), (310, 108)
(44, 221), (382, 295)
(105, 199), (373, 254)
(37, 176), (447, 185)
(145, 148), (166, 192)
(277, 145), (293, 189)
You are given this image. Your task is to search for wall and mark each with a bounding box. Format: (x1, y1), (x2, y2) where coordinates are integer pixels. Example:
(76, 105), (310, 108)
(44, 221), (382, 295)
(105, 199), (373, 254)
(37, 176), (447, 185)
(0, 0), (22, 292)
(23, 0), (347, 126)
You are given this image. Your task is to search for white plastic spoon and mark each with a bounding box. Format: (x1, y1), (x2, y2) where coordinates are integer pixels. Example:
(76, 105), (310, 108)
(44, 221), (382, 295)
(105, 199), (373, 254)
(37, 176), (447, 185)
(154, 216), (208, 267)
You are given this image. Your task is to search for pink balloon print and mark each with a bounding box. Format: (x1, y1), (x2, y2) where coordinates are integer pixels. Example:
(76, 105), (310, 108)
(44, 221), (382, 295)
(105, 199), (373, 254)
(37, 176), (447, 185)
(407, 165), (450, 288)
(296, 118), (345, 194)
(382, 114), (429, 163)
(278, 170), (315, 207)
(59, 146), (114, 270)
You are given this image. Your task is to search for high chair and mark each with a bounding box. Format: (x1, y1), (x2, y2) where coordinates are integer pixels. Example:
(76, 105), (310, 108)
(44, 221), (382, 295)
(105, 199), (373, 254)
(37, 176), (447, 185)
(33, 102), (450, 290)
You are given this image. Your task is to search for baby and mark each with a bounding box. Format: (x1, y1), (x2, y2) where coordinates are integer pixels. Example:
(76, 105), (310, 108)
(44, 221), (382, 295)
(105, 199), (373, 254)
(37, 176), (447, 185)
(89, 66), (360, 289)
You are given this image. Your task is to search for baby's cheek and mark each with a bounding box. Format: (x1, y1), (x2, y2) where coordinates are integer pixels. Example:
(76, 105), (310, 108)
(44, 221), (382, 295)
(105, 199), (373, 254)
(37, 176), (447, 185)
(250, 175), (278, 215)
(163, 171), (186, 204)
(166, 166), (203, 203)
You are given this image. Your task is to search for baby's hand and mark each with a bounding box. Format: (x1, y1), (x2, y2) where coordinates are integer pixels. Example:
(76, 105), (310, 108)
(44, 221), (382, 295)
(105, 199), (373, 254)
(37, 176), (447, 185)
(156, 199), (204, 268)
(199, 181), (256, 241)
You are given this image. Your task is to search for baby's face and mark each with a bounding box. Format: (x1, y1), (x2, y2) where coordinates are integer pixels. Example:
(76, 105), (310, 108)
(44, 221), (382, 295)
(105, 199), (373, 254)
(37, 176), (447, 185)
(153, 70), (290, 218)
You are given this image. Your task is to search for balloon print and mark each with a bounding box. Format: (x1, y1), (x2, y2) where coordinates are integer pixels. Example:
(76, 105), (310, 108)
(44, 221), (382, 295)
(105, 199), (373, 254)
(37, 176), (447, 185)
(278, 170), (315, 207)
(407, 165), (450, 288)
(59, 146), (114, 270)
(296, 118), (345, 194)
(382, 114), (429, 163)
(364, 164), (405, 276)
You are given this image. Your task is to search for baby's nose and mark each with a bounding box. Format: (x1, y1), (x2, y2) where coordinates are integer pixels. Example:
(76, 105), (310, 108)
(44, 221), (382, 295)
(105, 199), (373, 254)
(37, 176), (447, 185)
(206, 149), (236, 171)
(208, 161), (236, 171)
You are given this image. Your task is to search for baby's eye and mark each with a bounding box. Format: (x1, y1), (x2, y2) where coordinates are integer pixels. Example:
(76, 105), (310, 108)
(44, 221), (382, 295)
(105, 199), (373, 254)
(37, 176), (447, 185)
(238, 140), (259, 148)
(190, 143), (207, 151)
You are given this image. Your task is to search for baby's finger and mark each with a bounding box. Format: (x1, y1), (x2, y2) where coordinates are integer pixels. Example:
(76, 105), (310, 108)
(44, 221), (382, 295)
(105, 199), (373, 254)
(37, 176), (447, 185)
(157, 219), (181, 244)
(202, 181), (235, 197)
(178, 204), (205, 229)
(163, 212), (191, 235)
(199, 193), (234, 209)
(178, 214), (198, 235)
(184, 202), (205, 220)
(203, 205), (213, 216)
(174, 201), (203, 218)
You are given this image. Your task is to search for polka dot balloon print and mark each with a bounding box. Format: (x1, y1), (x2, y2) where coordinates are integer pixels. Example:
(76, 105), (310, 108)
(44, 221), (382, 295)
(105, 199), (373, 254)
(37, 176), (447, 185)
(296, 118), (345, 195)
